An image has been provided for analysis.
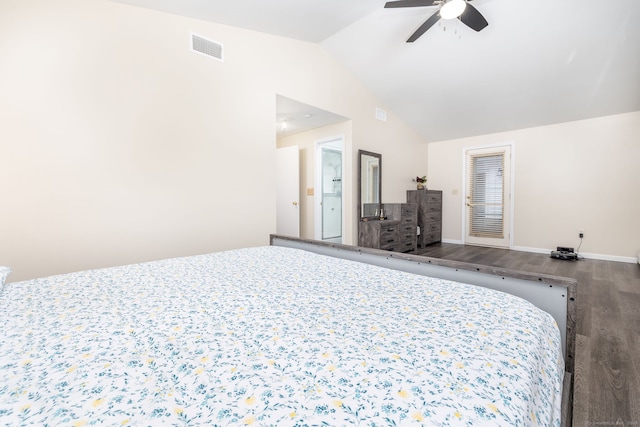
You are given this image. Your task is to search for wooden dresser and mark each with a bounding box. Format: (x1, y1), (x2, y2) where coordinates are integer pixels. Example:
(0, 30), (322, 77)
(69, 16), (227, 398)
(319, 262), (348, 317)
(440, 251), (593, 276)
(358, 203), (418, 252)
(358, 220), (401, 252)
(383, 203), (418, 252)
(406, 189), (442, 248)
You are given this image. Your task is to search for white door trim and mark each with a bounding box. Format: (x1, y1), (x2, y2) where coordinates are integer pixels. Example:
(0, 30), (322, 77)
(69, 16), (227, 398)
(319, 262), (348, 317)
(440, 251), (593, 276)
(314, 135), (345, 242)
(461, 142), (515, 248)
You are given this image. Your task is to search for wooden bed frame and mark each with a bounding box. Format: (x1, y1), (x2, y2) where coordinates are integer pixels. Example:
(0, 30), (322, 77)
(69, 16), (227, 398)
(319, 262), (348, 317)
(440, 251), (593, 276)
(270, 235), (577, 426)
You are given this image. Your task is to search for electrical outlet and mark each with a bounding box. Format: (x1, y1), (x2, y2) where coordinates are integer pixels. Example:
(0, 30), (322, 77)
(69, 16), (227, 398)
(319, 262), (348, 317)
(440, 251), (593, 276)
(579, 229), (584, 239)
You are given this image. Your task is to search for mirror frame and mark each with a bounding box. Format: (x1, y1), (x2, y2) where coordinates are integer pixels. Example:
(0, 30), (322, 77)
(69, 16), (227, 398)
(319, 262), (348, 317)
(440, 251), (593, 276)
(357, 149), (382, 220)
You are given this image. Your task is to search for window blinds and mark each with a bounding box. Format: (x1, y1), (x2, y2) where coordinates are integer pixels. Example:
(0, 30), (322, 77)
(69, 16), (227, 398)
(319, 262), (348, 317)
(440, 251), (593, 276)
(468, 153), (504, 238)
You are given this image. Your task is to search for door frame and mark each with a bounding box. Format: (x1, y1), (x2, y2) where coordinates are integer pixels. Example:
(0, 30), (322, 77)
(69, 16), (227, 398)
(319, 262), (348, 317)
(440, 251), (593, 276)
(461, 142), (515, 248)
(275, 145), (300, 238)
(314, 135), (345, 242)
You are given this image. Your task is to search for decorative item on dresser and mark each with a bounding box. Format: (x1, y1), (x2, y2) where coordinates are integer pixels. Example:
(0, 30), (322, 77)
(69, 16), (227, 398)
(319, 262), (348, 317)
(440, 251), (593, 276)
(358, 203), (418, 253)
(407, 189), (442, 248)
(413, 175), (427, 190)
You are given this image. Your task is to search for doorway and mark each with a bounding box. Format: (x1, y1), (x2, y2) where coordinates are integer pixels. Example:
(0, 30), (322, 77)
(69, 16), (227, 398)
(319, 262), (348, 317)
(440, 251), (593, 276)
(464, 144), (513, 248)
(275, 94), (350, 242)
(315, 137), (344, 243)
(275, 145), (300, 238)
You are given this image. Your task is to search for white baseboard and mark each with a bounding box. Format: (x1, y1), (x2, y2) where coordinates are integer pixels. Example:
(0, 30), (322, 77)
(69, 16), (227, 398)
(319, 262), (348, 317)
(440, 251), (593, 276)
(438, 241), (638, 264)
(441, 238), (464, 245)
(512, 246), (637, 264)
(511, 246), (552, 255)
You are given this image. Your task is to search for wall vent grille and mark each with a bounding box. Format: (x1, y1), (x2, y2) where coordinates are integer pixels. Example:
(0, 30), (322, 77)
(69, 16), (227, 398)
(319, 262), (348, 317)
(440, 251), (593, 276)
(191, 33), (223, 62)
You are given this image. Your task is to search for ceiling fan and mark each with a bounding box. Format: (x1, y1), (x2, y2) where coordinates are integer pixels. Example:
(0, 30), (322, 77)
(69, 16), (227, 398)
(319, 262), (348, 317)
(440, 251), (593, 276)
(385, 0), (488, 42)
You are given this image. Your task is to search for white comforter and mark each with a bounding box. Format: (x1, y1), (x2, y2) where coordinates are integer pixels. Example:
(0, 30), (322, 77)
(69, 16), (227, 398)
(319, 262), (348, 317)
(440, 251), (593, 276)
(0, 246), (563, 426)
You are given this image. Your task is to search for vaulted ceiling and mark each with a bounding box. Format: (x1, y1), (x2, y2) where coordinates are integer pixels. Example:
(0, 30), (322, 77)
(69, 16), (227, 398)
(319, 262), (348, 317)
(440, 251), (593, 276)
(113, 0), (640, 142)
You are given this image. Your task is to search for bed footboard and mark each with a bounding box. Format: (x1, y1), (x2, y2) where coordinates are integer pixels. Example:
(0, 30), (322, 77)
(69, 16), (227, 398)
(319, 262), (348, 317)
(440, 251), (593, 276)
(270, 235), (577, 375)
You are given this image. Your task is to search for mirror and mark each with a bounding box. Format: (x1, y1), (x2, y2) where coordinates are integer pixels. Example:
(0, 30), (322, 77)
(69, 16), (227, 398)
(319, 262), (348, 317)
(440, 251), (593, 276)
(358, 150), (382, 220)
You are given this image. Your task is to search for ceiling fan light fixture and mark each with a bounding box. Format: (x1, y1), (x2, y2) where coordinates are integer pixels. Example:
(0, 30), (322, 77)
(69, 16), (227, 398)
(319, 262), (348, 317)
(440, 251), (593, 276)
(440, 0), (466, 20)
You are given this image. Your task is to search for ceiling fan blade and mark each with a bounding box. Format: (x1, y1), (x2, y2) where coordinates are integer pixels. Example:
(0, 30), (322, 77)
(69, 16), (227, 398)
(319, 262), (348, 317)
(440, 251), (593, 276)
(458, 3), (488, 31)
(407, 11), (441, 42)
(385, 0), (438, 8)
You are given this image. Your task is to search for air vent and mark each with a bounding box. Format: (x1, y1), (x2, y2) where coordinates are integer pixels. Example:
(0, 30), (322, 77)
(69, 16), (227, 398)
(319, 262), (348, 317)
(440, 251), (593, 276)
(191, 33), (223, 62)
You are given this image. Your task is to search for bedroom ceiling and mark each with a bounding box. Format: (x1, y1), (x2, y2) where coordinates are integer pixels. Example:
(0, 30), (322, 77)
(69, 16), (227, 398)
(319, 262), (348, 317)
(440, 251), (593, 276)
(113, 0), (640, 142)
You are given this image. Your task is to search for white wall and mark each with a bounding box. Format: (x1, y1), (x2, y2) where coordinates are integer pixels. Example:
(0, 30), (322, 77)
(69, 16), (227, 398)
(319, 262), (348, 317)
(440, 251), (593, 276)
(0, 0), (428, 281)
(428, 111), (640, 261)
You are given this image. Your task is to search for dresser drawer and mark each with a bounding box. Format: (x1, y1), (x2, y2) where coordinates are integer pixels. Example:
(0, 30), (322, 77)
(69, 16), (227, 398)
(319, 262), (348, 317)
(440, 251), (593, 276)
(401, 216), (416, 226)
(425, 202), (441, 213)
(399, 239), (417, 252)
(400, 223), (416, 234)
(422, 222), (441, 234)
(423, 212), (442, 223)
(422, 230), (441, 245)
(380, 223), (399, 238)
(401, 204), (417, 217)
(379, 223), (398, 250)
(400, 231), (415, 242)
(425, 192), (442, 204)
(380, 241), (398, 251)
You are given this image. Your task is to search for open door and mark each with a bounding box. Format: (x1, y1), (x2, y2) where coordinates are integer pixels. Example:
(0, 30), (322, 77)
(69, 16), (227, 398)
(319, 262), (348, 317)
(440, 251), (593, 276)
(315, 137), (344, 243)
(464, 145), (512, 248)
(276, 146), (300, 237)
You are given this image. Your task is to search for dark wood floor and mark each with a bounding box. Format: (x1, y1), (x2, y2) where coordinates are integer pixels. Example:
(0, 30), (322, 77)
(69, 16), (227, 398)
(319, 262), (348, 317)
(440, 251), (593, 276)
(415, 243), (640, 427)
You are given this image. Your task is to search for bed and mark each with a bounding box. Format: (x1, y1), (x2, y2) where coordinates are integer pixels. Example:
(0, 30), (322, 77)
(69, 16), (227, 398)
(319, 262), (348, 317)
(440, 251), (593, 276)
(0, 235), (576, 426)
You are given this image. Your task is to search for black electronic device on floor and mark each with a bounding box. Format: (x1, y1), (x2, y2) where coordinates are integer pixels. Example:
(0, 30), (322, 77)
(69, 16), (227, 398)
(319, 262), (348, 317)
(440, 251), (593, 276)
(550, 246), (579, 260)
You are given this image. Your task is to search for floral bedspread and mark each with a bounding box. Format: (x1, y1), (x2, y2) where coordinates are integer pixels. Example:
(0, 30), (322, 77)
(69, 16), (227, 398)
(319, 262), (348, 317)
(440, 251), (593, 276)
(0, 246), (563, 426)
